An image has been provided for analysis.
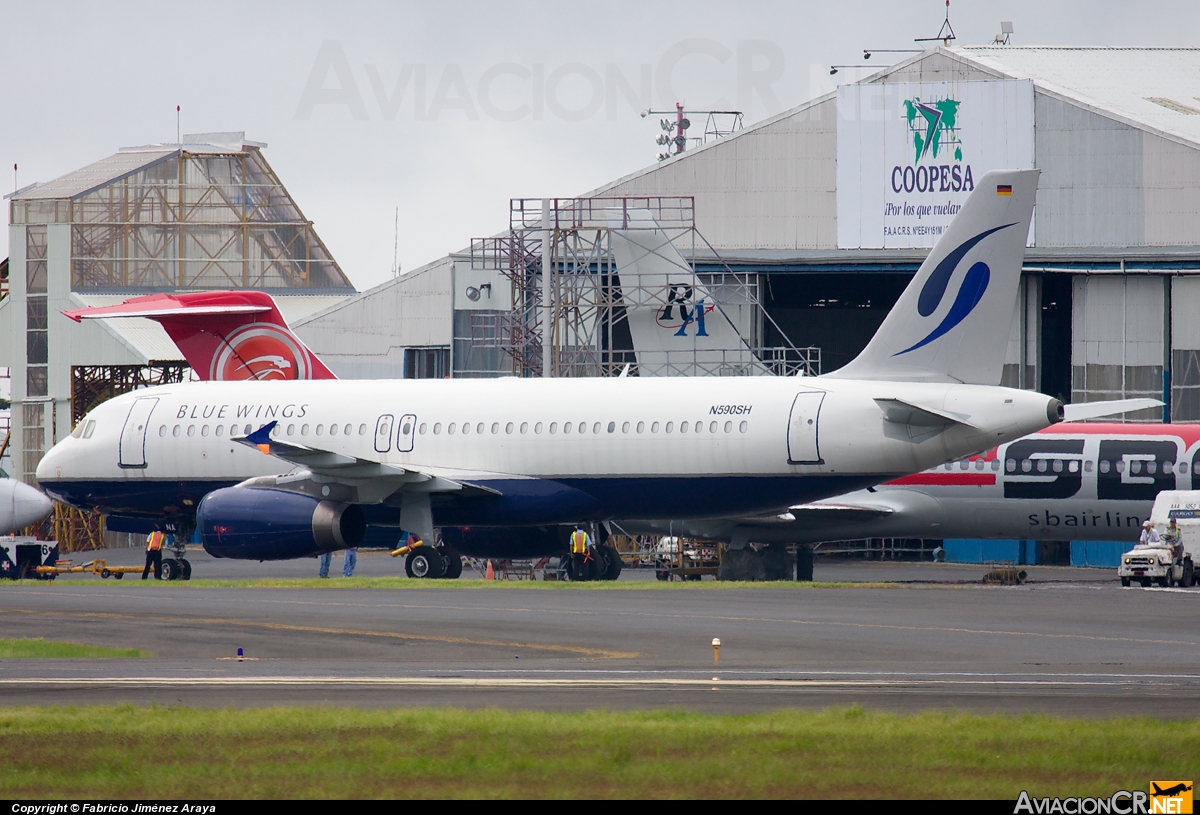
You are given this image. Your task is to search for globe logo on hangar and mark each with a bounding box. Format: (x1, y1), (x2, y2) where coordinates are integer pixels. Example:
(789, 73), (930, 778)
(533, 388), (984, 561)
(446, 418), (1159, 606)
(210, 324), (313, 381)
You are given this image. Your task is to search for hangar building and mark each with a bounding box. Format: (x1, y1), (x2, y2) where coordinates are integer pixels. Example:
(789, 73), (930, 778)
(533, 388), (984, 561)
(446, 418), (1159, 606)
(296, 46), (1200, 429)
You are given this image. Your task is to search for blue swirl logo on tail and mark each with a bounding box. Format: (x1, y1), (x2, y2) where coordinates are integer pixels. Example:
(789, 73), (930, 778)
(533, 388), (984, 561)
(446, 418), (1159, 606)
(896, 222), (1016, 356)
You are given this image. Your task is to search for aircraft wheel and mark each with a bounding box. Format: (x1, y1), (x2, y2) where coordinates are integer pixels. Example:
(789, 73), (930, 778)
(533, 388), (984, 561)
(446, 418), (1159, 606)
(114, 572), (124, 580)
(161, 559), (178, 582)
(601, 547), (623, 581)
(101, 569), (111, 579)
(1120, 577), (1130, 587)
(440, 547), (463, 580)
(406, 548), (445, 579)
(180, 559), (192, 581)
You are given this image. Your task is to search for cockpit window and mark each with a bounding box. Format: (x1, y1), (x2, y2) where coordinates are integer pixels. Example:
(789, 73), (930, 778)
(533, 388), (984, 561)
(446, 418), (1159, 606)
(71, 422), (85, 438)
(82, 420), (97, 439)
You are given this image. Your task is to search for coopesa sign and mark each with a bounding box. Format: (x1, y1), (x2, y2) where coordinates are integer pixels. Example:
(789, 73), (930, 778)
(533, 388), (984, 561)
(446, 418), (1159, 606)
(837, 79), (1033, 249)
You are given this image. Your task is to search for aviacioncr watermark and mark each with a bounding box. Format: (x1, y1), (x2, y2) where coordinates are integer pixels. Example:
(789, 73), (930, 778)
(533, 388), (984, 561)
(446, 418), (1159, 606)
(294, 39), (786, 122)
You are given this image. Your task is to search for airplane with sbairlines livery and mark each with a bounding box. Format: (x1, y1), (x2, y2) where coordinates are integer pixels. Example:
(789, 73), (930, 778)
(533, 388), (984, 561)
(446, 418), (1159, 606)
(38, 170), (1063, 566)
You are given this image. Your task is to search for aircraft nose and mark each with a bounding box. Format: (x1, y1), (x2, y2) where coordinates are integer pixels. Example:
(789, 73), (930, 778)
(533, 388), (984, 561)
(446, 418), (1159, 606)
(13, 482), (54, 528)
(35, 440), (66, 483)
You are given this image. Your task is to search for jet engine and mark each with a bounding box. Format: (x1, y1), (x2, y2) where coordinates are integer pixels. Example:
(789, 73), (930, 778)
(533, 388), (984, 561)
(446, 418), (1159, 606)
(198, 487), (365, 560)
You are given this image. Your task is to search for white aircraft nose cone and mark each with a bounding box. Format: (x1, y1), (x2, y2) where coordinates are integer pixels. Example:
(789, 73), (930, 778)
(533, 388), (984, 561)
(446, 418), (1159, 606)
(0, 479), (54, 534)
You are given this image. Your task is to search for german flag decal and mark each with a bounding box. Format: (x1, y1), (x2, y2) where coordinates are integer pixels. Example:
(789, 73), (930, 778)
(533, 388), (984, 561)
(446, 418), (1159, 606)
(996, 184), (1013, 196)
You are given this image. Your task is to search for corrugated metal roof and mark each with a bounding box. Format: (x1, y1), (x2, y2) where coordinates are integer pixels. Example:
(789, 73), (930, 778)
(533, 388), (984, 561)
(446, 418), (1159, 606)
(10, 150), (177, 201)
(950, 47), (1200, 148)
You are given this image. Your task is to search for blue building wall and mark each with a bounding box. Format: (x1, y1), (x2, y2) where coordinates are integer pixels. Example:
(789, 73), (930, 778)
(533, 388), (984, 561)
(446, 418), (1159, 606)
(943, 539), (1132, 568)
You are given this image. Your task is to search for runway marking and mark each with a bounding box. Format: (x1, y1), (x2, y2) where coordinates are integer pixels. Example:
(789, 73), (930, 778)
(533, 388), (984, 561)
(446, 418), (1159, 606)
(0, 676), (1194, 690)
(0, 608), (637, 659)
(8, 590), (1200, 649)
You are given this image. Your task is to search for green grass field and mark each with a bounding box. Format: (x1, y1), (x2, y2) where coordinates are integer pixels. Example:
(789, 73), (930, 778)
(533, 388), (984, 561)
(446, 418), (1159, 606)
(0, 706), (1194, 798)
(0, 637), (147, 658)
(11, 575), (898, 590)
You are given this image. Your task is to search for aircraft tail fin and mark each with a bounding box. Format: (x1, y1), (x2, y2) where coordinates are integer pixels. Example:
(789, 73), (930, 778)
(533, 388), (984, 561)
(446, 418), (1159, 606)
(63, 291), (337, 381)
(610, 209), (769, 376)
(827, 169), (1039, 384)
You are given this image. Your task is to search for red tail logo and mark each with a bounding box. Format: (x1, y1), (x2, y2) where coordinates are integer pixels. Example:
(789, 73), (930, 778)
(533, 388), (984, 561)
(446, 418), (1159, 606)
(63, 291), (337, 381)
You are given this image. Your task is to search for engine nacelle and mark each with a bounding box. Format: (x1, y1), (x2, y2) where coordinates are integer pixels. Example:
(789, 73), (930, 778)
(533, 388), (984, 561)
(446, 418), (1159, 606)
(440, 526), (570, 559)
(199, 487), (366, 560)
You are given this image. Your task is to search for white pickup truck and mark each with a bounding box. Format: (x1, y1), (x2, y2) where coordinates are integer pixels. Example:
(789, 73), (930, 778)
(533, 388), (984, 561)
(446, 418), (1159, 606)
(1118, 491), (1199, 588)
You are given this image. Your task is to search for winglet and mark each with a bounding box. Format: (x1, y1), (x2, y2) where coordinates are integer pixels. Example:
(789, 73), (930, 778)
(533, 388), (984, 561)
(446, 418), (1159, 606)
(245, 422), (277, 455)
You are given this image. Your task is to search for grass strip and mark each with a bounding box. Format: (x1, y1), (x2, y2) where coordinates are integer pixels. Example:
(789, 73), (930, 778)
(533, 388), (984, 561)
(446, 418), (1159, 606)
(11, 575), (898, 590)
(0, 637), (147, 658)
(0, 705), (1195, 798)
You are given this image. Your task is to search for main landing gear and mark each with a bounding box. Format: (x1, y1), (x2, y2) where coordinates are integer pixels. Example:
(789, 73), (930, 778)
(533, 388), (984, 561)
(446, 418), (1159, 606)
(404, 543), (463, 579)
(565, 546), (622, 582)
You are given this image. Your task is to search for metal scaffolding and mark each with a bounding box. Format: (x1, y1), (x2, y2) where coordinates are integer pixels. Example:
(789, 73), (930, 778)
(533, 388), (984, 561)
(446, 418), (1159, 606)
(468, 196), (818, 378)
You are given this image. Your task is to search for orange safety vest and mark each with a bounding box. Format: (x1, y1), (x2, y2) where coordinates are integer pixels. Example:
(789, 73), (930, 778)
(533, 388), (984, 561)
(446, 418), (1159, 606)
(570, 529), (589, 554)
(147, 531), (164, 552)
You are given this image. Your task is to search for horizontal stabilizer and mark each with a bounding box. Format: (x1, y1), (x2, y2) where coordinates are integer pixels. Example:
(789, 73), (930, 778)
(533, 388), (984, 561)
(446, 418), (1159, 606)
(874, 398), (976, 428)
(1062, 398), (1163, 422)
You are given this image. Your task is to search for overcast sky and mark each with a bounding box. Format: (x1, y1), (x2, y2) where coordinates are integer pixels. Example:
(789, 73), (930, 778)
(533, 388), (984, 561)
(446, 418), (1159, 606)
(2, 0), (1198, 293)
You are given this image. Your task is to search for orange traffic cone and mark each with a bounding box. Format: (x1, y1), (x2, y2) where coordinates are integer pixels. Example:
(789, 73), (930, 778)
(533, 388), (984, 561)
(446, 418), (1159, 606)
(485, 560), (495, 580)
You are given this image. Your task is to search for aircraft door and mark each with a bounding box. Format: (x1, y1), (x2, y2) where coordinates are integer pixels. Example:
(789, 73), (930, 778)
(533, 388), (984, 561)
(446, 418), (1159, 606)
(787, 391), (825, 465)
(397, 414), (417, 453)
(118, 397), (159, 469)
(375, 414), (394, 453)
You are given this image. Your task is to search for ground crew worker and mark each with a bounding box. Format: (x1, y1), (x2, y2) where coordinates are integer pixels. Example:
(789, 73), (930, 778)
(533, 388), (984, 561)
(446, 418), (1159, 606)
(1140, 521), (1161, 546)
(569, 526), (590, 581)
(142, 527), (165, 580)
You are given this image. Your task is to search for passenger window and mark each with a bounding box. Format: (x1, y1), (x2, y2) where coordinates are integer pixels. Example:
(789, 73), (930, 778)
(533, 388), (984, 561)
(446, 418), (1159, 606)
(709, 421), (717, 433)
(433, 423), (442, 435)
(448, 423), (456, 435)
(666, 422), (674, 433)
(244, 424), (252, 435)
(960, 460), (970, 471)
(1052, 460), (1062, 473)
(593, 422), (602, 434)
(316, 424), (324, 436)
(476, 423), (485, 434)
(1035, 460), (1046, 473)
(1068, 460), (1079, 473)
(344, 424), (352, 436)
(330, 424), (339, 436)
(505, 422), (514, 434)
(695, 422), (703, 433)
(1005, 459), (1015, 473)
(216, 425), (225, 438)
(1147, 461), (1157, 474)
(401, 421), (412, 436)
(520, 422), (528, 434)
(739, 421), (747, 433)
(534, 422), (543, 434)
(158, 426), (166, 438)
(724, 421), (732, 433)
(607, 422), (616, 433)
(1084, 460), (1093, 472)
(1021, 459), (1031, 473)
(991, 459), (1000, 471)
(359, 424), (368, 435)
(651, 422), (659, 433)
(84, 420), (97, 439)
(301, 424), (310, 436)
(419, 423), (427, 434)
(680, 421), (688, 434)
(462, 423), (471, 435)
(1164, 461), (1174, 474)
(492, 423), (500, 434)
(1116, 460), (1126, 474)
(621, 422), (629, 433)
(1099, 460), (1110, 473)
(201, 425), (209, 437)
(287, 424), (295, 435)
(187, 425), (196, 437)
(636, 421), (644, 434)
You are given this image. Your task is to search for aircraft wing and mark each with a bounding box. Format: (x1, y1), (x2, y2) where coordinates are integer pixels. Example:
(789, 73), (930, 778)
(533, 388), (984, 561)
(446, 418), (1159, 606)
(734, 501), (896, 529)
(232, 421), (500, 505)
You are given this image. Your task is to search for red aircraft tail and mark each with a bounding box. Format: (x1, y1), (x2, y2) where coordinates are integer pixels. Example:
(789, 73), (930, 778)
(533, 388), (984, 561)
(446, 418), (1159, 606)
(63, 291), (337, 381)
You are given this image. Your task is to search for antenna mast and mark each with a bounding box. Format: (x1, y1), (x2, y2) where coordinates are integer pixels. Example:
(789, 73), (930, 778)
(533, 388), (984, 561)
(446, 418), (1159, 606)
(391, 207), (401, 278)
